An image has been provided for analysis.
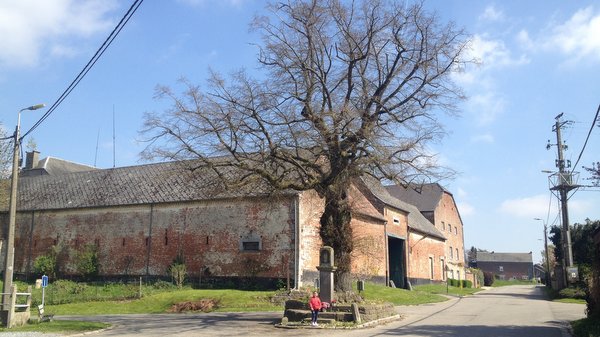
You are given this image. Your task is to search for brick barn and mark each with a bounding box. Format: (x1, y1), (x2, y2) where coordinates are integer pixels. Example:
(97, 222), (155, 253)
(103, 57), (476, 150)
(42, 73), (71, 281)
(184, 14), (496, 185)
(386, 183), (467, 282)
(1, 153), (449, 288)
(475, 251), (534, 280)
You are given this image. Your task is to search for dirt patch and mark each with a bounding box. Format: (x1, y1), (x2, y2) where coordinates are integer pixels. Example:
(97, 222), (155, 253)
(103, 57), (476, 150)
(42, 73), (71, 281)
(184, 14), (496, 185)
(169, 299), (220, 313)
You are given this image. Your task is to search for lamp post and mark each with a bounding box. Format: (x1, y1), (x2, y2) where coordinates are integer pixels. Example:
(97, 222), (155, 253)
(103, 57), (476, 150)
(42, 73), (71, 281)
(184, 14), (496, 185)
(2, 104), (44, 326)
(534, 218), (551, 287)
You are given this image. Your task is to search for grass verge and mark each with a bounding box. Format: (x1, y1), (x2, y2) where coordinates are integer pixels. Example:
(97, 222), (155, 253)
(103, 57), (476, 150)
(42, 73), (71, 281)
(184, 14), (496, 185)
(491, 279), (538, 287)
(413, 283), (481, 297)
(0, 320), (109, 334)
(571, 316), (600, 337)
(48, 288), (282, 315)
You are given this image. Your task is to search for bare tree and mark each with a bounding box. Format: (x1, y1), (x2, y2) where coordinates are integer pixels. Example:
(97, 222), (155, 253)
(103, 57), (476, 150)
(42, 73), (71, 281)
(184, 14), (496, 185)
(141, 0), (470, 290)
(0, 124), (13, 179)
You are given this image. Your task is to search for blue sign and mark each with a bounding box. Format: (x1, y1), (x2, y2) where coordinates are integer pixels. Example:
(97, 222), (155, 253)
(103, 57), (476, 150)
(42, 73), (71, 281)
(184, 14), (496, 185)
(41, 275), (48, 288)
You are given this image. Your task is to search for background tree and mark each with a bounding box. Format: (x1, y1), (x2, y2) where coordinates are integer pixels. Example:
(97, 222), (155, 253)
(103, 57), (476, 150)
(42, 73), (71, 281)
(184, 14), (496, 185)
(141, 0), (470, 290)
(549, 225), (563, 263)
(0, 124), (12, 179)
(541, 244), (556, 273)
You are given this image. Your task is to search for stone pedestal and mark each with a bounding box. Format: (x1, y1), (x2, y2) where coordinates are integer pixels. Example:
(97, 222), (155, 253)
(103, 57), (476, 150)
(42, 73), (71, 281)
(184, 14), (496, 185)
(317, 265), (336, 303)
(317, 246), (336, 304)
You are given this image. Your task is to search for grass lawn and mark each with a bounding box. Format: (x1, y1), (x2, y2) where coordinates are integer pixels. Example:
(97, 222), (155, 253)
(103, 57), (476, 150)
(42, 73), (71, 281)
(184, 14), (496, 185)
(413, 283), (481, 297)
(491, 279), (538, 287)
(571, 316), (600, 337)
(48, 288), (282, 315)
(0, 320), (109, 334)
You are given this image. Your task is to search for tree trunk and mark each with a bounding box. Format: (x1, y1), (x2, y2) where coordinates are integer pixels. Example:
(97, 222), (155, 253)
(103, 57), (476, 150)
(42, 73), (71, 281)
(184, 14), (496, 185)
(319, 185), (353, 292)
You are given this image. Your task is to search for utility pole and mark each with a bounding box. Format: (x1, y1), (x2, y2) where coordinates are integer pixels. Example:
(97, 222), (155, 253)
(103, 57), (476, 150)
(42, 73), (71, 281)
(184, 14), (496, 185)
(547, 113), (578, 287)
(534, 218), (551, 286)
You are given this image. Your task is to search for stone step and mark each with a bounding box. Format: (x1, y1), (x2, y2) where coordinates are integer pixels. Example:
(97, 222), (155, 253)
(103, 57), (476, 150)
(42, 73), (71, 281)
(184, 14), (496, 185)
(284, 309), (354, 322)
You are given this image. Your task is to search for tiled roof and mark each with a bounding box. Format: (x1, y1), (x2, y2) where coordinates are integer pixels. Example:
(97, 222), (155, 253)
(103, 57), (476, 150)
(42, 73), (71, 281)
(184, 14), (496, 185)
(360, 177), (446, 240)
(4, 160), (289, 212)
(476, 251), (533, 263)
(384, 183), (447, 212)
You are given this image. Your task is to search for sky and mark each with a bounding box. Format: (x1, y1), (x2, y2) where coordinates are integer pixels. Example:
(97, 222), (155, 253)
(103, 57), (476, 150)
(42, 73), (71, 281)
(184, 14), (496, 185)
(1, 0), (599, 264)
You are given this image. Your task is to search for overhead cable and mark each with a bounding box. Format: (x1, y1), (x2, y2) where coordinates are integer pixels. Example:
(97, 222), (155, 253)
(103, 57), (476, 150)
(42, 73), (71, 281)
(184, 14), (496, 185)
(20, 0), (144, 141)
(570, 104), (600, 175)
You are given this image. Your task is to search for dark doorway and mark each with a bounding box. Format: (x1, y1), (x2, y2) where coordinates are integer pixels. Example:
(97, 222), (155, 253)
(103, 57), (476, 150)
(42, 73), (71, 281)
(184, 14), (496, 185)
(388, 236), (406, 289)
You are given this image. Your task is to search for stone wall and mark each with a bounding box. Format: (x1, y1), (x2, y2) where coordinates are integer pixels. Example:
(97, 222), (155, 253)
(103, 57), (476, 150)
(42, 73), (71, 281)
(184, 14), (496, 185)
(5, 196), (296, 281)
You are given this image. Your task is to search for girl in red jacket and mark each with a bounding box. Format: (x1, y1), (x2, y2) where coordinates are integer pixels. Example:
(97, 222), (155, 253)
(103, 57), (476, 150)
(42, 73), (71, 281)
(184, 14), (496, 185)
(308, 291), (322, 326)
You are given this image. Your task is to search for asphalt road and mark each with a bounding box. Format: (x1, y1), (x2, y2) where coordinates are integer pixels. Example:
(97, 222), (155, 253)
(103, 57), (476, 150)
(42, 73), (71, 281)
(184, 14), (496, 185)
(53, 285), (585, 337)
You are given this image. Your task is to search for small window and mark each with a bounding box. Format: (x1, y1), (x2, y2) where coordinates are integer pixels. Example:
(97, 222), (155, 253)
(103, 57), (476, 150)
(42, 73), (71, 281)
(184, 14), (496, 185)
(499, 266), (504, 272)
(441, 221), (445, 230)
(449, 246), (453, 259)
(242, 241), (260, 251)
(429, 257), (434, 280)
(448, 224), (452, 233)
(440, 258), (446, 281)
(455, 227), (458, 235)
(393, 217), (400, 225)
(455, 248), (459, 260)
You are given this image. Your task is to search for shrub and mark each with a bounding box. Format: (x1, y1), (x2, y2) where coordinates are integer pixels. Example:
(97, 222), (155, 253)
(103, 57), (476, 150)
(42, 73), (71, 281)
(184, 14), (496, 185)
(462, 280), (473, 288)
(559, 287), (587, 300)
(169, 254), (187, 288)
(33, 245), (62, 279)
(74, 244), (99, 278)
(153, 280), (176, 290)
(483, 272), (495, 286)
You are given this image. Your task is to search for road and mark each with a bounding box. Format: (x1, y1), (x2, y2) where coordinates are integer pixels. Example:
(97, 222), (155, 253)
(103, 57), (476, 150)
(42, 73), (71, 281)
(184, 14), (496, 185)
(55, 285), (585, 337)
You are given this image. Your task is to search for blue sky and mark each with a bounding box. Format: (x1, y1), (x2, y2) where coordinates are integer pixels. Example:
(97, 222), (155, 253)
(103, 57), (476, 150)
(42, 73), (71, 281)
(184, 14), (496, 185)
(1, 0), (599, 263)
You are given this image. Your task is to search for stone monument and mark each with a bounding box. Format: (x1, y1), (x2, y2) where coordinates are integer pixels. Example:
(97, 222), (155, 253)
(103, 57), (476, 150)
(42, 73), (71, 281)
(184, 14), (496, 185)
(316, 246), (336, 304)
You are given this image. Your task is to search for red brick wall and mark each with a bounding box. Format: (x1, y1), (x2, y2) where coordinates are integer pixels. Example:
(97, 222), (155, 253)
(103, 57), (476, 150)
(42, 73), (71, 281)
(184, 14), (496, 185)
(408, 231), (446, 283)
(9, 196), (296, 280)
(434, 192), (465, 279)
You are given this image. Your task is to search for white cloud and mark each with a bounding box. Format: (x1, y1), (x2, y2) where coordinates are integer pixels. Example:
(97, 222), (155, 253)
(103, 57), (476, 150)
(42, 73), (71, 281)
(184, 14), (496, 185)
(499, 194), (556, 218)
(549, 6), (600, 62)
(471, 133), (494, 143)
(0, 0), (117, 69)
(517, 6), (600, 64)
(467, 92), (506, 126)
(479, 5), (504, 22)
(470, 35), (529, 69)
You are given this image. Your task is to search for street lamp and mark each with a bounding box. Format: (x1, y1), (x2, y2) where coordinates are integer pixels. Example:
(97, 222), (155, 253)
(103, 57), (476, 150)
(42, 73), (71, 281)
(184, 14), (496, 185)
(534, 218), (551, 287)
(2, 103), (44, 326)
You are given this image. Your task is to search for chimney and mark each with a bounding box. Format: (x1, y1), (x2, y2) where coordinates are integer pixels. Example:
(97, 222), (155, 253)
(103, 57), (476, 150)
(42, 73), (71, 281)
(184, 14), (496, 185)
(25, 151), (40, 170)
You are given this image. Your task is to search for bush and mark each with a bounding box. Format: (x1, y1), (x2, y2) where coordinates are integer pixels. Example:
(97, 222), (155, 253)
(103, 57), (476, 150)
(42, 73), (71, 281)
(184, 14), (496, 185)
(559, 287), (587, 300)
(153, 280), (176, 290)
(483, 272), (495, 286)
(74, 244), (99, 278)
(462, 280), (473, 288)
(169, 254), (187, 288)
(33, 245), (61, 279)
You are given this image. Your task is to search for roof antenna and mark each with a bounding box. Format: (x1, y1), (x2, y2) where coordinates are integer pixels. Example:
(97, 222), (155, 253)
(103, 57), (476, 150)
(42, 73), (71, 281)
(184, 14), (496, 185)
(94, 129), (100, 168)
(113, 104), (116, 168)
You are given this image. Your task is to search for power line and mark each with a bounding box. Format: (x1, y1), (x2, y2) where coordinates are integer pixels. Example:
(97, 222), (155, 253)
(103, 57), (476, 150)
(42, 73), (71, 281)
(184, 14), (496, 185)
(570, 104), (600, 175)
(20, 0), (144, 141)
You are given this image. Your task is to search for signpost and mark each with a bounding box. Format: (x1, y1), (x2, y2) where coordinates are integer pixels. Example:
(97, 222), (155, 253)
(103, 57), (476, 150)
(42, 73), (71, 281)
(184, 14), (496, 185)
(41, 275), (48, 307)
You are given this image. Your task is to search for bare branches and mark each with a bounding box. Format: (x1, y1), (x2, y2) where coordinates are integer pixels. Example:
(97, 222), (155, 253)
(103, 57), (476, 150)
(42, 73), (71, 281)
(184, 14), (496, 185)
(140, 0), (470, 192)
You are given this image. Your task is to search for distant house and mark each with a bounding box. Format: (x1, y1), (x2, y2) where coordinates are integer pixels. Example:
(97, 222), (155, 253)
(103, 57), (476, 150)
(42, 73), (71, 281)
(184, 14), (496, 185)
(20, 150), (96, 177)
(385, 183), (466, 282)
(476, 251), (534, 280)
(1, 152), (447, 288)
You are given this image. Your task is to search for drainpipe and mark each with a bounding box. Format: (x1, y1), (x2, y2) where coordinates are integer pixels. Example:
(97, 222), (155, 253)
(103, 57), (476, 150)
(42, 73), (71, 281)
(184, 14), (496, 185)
(294, 195), (300, 289)
(384, 217), (389, 286)
(145, 203), (154, 276)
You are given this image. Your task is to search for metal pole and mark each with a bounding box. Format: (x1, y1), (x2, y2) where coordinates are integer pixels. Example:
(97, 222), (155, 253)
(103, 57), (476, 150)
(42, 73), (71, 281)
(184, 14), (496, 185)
(544, 223), (550, 285)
